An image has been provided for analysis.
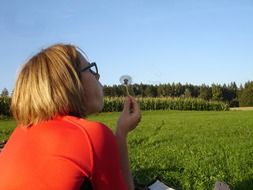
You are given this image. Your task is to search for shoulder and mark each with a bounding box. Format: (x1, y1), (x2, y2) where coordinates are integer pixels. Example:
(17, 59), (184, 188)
(62, 115), (115, 141)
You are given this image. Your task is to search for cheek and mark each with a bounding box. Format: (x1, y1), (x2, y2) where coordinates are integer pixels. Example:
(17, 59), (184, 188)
(97, 83), (104, 108)
(100, 85), (104, 98)
(98, 86), (104, 103)
(97, 81), (103, 96)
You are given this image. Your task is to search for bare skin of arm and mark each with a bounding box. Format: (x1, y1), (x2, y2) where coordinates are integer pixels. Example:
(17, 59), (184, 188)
(115, 96), (141, 190)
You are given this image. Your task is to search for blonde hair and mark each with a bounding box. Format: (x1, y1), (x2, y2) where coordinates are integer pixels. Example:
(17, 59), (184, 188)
(11, 44), (87, 126)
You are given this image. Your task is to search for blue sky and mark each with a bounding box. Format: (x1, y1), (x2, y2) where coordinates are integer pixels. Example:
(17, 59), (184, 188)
(0, 0), (253, 91)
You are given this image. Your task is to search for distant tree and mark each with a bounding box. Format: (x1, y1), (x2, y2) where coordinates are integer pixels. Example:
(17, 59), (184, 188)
(164, 84), (173, 96)
(222, 82), (239, 107)
(139, 83), (146, 97)
(103, 85), (111, 96)
(185, 84), (198, 98)
(175, 83), (184, 97)
(211, 84), (223, 101)
(127, 85), (135, 96)
(1, 88), (9, 97)
(170, 83), (183, 97)
(199, 85), (211, 100)
(192, 85), (200, 98)
(184, 88), (192, 98)
(157, 84), (166, 97)
(117, 85), (125, 96)
(151, 85), (158, 97)
(239, 81), (253, 106)
(144, 85), (153, 97)
(132, 84), (141, 96)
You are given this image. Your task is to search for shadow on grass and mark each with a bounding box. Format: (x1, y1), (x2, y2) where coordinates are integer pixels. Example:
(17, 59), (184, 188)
(133, 168), (182, 190)
(233, 179), (253, 190)
(133, 168), (253, 190)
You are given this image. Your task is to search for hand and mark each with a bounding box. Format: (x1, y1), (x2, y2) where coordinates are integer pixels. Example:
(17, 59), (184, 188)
(116, 96), (141, 138)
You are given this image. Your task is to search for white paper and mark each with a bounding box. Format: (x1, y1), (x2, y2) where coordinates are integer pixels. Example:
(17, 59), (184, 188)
(148, 180), (175, 190)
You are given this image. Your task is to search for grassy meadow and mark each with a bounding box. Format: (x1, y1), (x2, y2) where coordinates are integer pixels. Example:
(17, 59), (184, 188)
(1, 110), (253, 190)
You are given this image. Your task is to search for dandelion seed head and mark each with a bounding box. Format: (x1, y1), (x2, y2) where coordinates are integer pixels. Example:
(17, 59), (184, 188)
(119, 75), (132, 85)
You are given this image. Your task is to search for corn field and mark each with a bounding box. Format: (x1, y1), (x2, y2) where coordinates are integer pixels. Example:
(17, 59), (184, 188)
(103, 97), (229, 112)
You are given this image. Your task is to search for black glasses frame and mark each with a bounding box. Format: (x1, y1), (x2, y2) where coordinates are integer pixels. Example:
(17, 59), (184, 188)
(80, 62), (98, 75)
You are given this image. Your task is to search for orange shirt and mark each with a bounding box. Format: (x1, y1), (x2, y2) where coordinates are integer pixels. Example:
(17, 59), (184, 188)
(0, 116), (128, 190)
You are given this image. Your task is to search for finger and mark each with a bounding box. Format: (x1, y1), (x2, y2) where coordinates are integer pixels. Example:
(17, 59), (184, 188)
(129, 97), (139, 113)
(122, 96), (131, 113)
(128, 96), (137, 113)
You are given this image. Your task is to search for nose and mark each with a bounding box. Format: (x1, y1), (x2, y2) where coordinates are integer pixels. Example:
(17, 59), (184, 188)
(95, 73), (100, 80)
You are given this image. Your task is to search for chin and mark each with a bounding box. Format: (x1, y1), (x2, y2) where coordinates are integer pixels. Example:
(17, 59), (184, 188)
(95, 105), (104, 114)
(88, 104), (104, 115)
(100, 101), (104, 111)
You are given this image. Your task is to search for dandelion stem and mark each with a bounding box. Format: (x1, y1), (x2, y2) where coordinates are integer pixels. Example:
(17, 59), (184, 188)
(125, 85), (129, 96)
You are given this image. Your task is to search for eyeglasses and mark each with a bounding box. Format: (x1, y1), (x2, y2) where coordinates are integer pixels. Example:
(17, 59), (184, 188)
(80, 62), (98, 76)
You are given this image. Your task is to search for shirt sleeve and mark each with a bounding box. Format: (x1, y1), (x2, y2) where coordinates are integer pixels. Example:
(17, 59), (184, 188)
(84, 121), (128, 190)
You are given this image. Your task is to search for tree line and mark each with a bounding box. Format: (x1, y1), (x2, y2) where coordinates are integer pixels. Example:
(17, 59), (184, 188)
(103, 81), (253, 107)
(1, 81), (253, 107)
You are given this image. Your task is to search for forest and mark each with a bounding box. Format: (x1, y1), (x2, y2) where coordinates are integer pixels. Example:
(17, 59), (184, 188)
(103, 81), (253, 107)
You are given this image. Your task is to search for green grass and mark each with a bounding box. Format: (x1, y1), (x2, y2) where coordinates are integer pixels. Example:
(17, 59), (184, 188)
(1, 111), (253, 190)
(0, 119), (16, 142)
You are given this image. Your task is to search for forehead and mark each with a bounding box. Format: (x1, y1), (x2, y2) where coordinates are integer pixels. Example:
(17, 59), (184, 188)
(77, 52), (89, 67)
